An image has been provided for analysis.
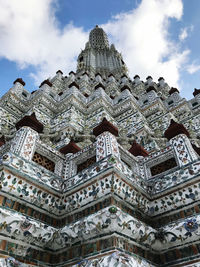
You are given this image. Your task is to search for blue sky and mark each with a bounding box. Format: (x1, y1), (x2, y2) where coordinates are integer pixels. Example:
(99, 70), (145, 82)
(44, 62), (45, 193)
(0, 0), (200, 99)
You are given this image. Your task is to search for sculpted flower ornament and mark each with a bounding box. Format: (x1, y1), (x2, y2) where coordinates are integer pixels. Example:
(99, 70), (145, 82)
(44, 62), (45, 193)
(2, 152), (13, 164)
(184, 219), (198, 237)
(106, 206), (121, 219)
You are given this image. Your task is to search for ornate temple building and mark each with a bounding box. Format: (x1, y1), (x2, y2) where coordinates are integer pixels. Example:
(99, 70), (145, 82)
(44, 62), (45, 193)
(1, 25), (200, 267)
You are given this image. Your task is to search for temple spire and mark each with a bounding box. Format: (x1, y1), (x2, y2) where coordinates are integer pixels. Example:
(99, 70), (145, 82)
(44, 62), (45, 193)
(89, 25), (109, 49)
(76, 25), (128, 78)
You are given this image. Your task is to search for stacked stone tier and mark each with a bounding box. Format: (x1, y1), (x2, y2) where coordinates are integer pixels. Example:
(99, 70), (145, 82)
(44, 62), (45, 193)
(0, 124), (200, 266)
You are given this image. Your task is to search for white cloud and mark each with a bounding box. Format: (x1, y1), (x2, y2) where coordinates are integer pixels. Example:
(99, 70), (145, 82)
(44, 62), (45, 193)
(179, 25), (193, 41)
(0, 0), (88, 84)
(0, 0), (193, 90)
(179, 28), (188, 41)
(187, 63), (200, 74)
(103, 0), (189, 89)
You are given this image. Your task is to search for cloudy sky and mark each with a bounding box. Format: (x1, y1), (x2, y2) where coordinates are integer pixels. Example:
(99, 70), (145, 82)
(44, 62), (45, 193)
(0, 0), (200, 99)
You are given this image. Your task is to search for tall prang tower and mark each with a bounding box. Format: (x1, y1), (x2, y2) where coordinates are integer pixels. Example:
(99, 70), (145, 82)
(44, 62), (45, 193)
(1, 26), (200, 267)
(77, 25), (128, 78)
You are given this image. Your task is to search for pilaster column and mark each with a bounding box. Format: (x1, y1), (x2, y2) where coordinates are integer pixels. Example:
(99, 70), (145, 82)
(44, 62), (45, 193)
(170, 134), (198, 167)
(10, 126), (39, 160)
(96, 131), (120, 161)
(63, 153), (76, 179)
